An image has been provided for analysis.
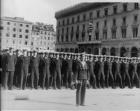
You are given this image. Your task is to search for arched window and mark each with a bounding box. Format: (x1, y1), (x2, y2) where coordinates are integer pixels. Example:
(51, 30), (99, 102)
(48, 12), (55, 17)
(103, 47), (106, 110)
(131, 47), (138, 57)
(120, 47), (127, 57)
(102, 48), (107, 55)
(110, 47), (116, 56)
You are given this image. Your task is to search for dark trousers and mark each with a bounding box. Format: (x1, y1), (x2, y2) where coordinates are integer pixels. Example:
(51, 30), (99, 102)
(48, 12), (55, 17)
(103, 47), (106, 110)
(89, 73), (97, 88)
(98, 71), (105, 88)
(132, 71), (140, 87)
(20, 67), (28, 89)
(122, 71), (131, 88)
(115, 72), (122, 88)
(76, 80), (86, 106)
(42, 69), (50, 89)
(54, 70), (61, 89)
(4, 71), (14, 89)
(107, 71), (114, 88)
(31, 68), (39, 89)
(66, 70), (73, 88)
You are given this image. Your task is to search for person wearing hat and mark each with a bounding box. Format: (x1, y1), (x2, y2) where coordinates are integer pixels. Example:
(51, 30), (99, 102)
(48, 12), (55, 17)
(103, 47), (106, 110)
(20, 49), (30, 89)
(4, 48), (17, 89)
(42, 52), (51, 89)
(53, 53), (62, 89)
(106, 56), (115, 88)
(72, 54), (79, 89)
(87, 55), (97, 88)
(97, 55), (105, 88)
(30, 51), (40, 89)
(61, 53), (68, 88)
(76, 52), (88, 106)
(121, 57), (131, 88)
(114, 56), (123, 88)
(131, 57), (140, 88)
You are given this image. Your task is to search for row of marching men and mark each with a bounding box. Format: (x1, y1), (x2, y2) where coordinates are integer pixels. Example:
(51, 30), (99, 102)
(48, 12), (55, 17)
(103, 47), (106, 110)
(1, 48), (140, 90)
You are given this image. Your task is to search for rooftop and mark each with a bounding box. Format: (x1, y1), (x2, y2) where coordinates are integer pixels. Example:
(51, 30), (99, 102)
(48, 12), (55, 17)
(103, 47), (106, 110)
(55, 2), (115, 19)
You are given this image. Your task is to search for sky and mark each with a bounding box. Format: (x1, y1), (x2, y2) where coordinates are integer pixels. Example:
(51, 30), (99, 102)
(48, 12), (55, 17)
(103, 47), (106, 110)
(1, 0), (139, 28)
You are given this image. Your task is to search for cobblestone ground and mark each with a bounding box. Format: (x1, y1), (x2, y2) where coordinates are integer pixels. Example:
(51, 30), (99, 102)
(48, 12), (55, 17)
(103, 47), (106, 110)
(1, 87), (140, 111)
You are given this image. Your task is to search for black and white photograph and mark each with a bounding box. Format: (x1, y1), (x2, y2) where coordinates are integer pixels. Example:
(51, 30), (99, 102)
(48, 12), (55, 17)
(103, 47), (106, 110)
(0, 0), (140, 110)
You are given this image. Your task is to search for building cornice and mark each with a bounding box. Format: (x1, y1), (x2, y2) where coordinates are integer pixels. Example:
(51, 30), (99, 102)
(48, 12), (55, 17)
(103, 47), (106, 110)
(55, 2), (115, 19)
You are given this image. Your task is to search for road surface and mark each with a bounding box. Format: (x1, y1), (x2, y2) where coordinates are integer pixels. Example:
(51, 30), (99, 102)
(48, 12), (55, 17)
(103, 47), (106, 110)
(1, 87), (140, 110)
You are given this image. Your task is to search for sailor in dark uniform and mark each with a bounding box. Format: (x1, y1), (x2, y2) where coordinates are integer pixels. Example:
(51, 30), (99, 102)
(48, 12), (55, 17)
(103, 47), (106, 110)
(30, 51), (40, 89)
(43, 52), (51, 89)
(4, 48), (17, 90)
(21, 50), (30, 89)
(122, 57), (131, 88)
(66, 53), (73, 88)
(87, 56), (96, 88)
(76, 52), (88, 106)
(54, 53), (62, 89)
(98, 56), (105, 88)
(114, 57), (122, 88)
(106, 56), (115, 88)
(131, 57), (140, 88)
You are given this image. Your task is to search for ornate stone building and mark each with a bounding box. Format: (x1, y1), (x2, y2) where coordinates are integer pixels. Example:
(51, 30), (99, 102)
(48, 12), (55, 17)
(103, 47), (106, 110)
(55, 2), (140, 57)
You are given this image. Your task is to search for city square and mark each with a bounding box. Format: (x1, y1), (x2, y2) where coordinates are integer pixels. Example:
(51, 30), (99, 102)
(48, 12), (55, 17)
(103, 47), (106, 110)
(1, 1), (140, 111)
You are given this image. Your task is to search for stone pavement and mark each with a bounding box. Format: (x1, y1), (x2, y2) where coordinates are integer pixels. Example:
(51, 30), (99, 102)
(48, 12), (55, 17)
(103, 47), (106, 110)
(1, 88), (140, 110)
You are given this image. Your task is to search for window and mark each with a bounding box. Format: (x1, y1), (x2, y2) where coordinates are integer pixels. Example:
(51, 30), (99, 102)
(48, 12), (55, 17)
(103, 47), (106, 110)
(26, 24), (29, 27)
(13, 34), (16, 37)
(95, 32), (99, 40)
(6, 33), (9, 37)
(13, 28), (16, 32)
(132, 27), (138, 38)
(76, 26), (79, 41)
(72, 17), (74, 24)
(112, 30), (116, 39)
(104, 8), (108, 16)
(25, 35), (28, 39)
(97, 10), (100, 18)
(13, 40), (15, 44)
(19, 35), (22, 38)
(122, 17), (126, 25)
(103, 30), (107, 40)
(58, 21), (60, 26)
(66, 27), (69, 42)
(25, 29), (29, 33)
(71, 27), (74, 41)
(20, 24), (23, 26)
(121, 28), (127, 38)
(48, 37), (50, 40)
(96, 22), (99, 28)
(113, 19), (116, 25)
(88, 35), (91, 41)
(62, 20), (65, 26)
(25, 41), (28, 45)
(134, 15), (138, 22)
(123, 3), (127, 11)
(113, 6), (117, 14)
(67, 18), (69, 25)
(7, 22), (10, 25)
(104, 20), (107, 27)
(89, 12), (93, 19)
(83, 14), (86, 21)
(19, 29), (22, 32)
(77, 15), (80, 22)
(134, 3), (139, 9)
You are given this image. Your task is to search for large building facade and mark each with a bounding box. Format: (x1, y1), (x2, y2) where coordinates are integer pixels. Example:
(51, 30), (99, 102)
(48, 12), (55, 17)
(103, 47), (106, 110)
(0, 17), (56, 51)
(55, 3), (140, 57)
(31, 23), (56, 51)
(0, 17), (32, 50)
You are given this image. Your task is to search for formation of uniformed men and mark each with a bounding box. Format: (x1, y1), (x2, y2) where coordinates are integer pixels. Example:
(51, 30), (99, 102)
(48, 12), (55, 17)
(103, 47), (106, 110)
(1, 48), (140, 90)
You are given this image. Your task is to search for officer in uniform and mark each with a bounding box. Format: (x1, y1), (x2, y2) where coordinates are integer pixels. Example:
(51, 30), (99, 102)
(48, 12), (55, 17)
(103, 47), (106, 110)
(4, 48), (17, 90)
(114, 57), (122, 88)
(30, 51), (40, 89)
(106, 56), (115, 88)
(76, 52), (88, 106)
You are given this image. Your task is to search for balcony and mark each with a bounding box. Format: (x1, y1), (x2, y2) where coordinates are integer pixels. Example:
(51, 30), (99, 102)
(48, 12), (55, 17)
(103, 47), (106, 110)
(77, 40), (101, 45)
